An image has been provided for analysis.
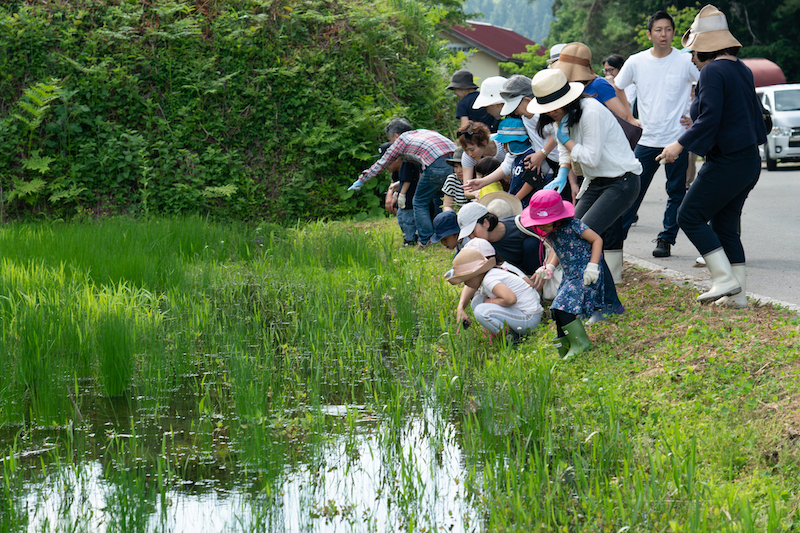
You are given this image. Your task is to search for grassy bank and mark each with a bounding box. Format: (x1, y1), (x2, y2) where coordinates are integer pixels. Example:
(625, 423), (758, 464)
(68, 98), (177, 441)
(0, 216), (799, 531)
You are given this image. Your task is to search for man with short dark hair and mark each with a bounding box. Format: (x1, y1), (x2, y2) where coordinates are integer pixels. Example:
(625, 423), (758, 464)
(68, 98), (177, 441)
(615, 10), (700, 257)
(349, 119), (456, 246)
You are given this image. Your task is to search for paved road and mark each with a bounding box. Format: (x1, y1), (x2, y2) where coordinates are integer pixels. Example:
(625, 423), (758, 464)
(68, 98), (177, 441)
(621, 159), (800, 309)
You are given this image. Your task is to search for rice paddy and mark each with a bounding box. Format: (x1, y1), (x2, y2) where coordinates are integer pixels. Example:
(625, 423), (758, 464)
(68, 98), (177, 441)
(1, 216), (799, 532)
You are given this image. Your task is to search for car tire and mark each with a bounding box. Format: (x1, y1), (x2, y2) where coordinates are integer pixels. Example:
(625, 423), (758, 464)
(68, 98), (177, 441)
(765, 145), (778, 171)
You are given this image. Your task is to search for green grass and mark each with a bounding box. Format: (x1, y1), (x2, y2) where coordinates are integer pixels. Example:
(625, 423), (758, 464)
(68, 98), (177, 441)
(0, 216), (799, 532)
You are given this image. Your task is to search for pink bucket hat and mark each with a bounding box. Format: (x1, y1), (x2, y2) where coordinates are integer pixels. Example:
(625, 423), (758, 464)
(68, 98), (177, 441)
(519, 189), (575, 226)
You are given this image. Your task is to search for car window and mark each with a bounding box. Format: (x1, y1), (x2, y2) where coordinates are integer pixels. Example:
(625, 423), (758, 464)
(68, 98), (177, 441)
(774, 89), (800, 111)
(763, 94), (771, 110)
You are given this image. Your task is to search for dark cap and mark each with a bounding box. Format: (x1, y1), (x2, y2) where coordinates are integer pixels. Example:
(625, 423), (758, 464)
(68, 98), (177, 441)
(431, 211), (460, 243)
(373, 141), (392, 159)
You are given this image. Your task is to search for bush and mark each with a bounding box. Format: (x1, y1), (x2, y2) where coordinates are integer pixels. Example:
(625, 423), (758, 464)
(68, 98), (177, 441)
(0, 0), (459, 222)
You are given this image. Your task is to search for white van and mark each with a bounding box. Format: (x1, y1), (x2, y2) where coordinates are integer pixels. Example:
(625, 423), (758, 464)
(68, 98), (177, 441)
(758, 83), (800, 171)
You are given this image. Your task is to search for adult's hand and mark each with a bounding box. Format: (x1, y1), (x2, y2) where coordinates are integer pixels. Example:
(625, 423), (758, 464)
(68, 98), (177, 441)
(462, 178), (487, 193)
(680, 115), (692, 129)
(555, 116), (571, 145)
(657, 141), (684, 165)
(348, 179), (363, 191)
(544, 166), (569, 193)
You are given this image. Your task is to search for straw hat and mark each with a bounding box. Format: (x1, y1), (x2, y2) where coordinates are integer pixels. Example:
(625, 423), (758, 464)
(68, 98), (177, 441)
(519, 189), (575, 227)
(473, 76), (508, 109)
(479, 192), (523, 219)
(447, 249), (496, 285)
(551, 42), (596, 82)
(526, 69), (585, 114)
(681, 5), (742, 52)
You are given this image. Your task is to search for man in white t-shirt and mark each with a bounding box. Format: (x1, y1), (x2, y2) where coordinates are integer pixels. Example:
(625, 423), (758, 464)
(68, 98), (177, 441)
(614, 10), (699, 257)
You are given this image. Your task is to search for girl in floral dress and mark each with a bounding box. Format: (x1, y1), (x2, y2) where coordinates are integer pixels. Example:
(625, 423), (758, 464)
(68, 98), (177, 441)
(519, 189), (603, 358)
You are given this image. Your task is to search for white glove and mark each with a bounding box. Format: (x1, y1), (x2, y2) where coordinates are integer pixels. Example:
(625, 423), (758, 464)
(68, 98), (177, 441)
(583, 262), (600, 285)
(397, 193), (407, 210)
(535, 263), (555, 280)
(348, 179), (363, 191)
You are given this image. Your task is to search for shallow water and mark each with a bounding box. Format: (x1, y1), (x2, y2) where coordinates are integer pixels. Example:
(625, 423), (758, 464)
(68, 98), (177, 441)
(12, 402), (481, 533)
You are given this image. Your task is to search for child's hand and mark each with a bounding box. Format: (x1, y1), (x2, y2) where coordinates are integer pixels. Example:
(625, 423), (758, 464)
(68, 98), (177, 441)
(397, 193), (407, 210)
(583, 262), (600, 285)
(535, 264), (555, 280)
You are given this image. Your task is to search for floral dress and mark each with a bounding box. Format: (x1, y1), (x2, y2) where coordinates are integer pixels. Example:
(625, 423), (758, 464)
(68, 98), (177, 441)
(549, 218), (603, 316)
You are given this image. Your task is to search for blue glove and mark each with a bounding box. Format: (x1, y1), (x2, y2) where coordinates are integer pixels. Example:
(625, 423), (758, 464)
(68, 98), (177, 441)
(348, 179), (364, 191)
(555, 116), (571, 145)
(544, 166), (568, 193)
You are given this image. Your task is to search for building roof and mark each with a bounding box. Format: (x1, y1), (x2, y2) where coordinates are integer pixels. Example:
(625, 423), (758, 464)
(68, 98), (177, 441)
(447, 21), (544, 63)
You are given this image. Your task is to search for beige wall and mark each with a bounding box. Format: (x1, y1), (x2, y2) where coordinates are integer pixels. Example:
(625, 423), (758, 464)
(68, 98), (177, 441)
(444, 38), (519, 84)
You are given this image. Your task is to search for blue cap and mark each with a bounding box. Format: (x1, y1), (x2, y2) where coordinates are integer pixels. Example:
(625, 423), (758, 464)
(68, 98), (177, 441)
(492, 117), (528, 143)
(507, 139), (532, 155)
(431, 211), (460, 243)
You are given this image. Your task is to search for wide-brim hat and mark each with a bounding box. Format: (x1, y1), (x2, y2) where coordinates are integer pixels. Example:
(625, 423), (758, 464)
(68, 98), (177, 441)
(491, 117), (528, 143)
(462, 237), (497, 258)
(479, 192), (523, 219)
(447, 69), (479, 90)
(431, 211), (460, 243)
(526, 69), (585, 114)
(446, 147), (465, 165)
(500, 75), (534, 116)
(551, 42), (597, 82)
(681, 5), (742, 52)
(519, 189), (575, 226)
(473, 76), (508, 108)
(446, 248), (496, 284)
(457, 202), (489, 240)
(547, 43), (566, 64)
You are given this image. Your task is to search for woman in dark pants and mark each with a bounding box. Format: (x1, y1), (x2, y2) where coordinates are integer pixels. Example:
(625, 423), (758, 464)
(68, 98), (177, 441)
(659, 5), (767, 307)
(529, 69), (642, 323)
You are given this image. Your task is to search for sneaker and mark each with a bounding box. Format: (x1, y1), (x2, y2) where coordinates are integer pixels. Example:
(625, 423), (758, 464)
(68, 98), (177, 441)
(403, 239), (418, 247)
(652, 238), (671, 258)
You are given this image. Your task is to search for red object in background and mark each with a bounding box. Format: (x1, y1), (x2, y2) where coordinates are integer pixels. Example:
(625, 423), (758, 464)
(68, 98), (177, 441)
(741, 58), (786, 87)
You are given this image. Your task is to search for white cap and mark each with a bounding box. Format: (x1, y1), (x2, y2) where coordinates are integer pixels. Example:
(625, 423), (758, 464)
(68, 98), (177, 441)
(472, 76), (508, 109)
(547, 43), (566, 64)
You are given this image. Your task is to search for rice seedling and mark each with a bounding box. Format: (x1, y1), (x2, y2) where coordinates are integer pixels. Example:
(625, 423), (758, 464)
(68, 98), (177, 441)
(0, 216), (798, 531)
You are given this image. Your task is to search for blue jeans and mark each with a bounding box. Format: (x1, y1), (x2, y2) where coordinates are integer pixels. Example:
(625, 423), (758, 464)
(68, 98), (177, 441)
(413, 156), (450, 244)
(396, 208), (417, 243)
(677, 145), (760, 264)
(622, 145), (689, 244)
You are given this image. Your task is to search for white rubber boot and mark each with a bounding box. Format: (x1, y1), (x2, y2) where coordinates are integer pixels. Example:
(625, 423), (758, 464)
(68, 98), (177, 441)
(604, 250), (623, 284)
(715, 264), (747, 308)
(697, 249), (741, 302)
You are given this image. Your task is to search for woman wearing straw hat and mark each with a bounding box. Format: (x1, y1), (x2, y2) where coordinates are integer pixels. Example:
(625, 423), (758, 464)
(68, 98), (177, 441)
(551, 42), (635, 124)
(529, 68), (642, 323)
(658, 5), (767, 308)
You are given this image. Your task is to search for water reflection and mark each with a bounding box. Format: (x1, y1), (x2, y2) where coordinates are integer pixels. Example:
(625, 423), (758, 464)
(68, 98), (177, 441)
(18, 403), (481, 532)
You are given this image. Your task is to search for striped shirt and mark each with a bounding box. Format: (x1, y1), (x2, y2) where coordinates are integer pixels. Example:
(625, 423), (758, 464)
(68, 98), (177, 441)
(441, 174), (469, 207)
(359, 129), (456, 183)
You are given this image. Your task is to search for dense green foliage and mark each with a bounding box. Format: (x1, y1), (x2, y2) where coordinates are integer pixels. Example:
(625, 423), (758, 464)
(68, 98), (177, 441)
(547, 0), (800, 81)
(0, 0), (463, 222)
